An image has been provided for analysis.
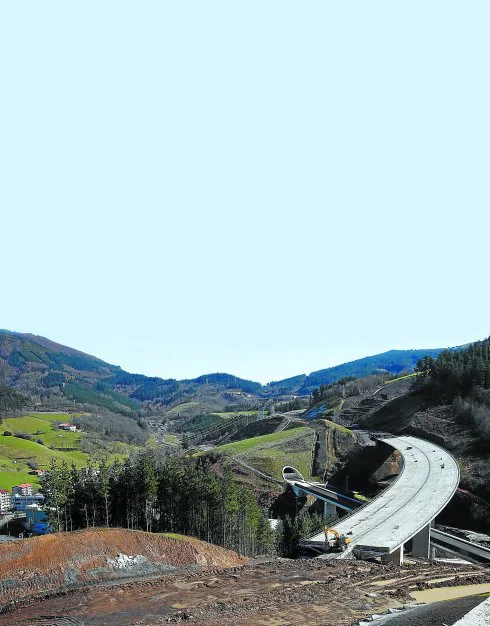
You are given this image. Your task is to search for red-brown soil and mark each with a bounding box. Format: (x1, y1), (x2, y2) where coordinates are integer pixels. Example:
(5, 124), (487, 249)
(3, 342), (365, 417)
(0, 528), (246, 609)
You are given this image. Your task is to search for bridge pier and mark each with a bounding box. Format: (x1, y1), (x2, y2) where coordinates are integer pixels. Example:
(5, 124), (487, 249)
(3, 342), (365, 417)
(411, 522), (432, 559)
(381, 545), (404, 566)
(323, 501), (337, 519)
(429, 545), (436, 561)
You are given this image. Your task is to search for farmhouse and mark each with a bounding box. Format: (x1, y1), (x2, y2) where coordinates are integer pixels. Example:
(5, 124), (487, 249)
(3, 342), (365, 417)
(58, 423), (76, 432)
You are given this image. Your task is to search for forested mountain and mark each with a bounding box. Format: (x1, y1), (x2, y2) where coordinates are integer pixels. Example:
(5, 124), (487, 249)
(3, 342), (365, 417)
(0, 329), (454, 419)
(0, 384), (28, 414)
(266, 374), (307, 394)
(297, 349), (448, 394)
(0, 330), (265, 417)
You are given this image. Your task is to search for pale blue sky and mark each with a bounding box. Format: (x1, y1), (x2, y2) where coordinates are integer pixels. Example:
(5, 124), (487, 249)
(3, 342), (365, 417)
(1, 2), (488, 383)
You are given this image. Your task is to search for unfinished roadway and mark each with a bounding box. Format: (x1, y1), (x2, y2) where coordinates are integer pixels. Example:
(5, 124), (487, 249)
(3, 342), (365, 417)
(287, 435), (460, 564)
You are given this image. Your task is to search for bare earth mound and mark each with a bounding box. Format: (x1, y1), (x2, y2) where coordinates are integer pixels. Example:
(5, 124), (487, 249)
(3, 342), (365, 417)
(0, 528), (246, 607)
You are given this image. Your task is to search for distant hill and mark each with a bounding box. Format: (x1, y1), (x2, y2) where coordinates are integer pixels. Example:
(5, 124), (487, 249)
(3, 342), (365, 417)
(266, 374), (307, 394)
(296, 349), (448, 395)
(0, 329), (454, 418)
(0, 330), (266, 418)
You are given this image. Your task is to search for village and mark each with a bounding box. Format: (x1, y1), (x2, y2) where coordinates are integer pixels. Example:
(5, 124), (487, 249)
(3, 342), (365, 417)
(0, 421), (78, 537)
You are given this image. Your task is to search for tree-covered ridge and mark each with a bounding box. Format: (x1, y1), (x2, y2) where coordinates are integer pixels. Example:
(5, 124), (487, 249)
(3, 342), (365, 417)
(1, 331), (264, 396)
(299, 349), (446, 393)
(415, 338), (490, 442)
(265, 374), (307, 394)
(0, 331), (110, 373)
(0, 329), (460, 425)
(184, 373), (262, 393)
(415, 338), (490, 398)
(0, 331), (265, 415)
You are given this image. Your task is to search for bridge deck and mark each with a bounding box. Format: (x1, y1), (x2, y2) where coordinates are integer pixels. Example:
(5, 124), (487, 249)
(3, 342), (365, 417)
(290, 481), (361, 511)
(303, 436), (459, 554)
(431, 528), (490, 564)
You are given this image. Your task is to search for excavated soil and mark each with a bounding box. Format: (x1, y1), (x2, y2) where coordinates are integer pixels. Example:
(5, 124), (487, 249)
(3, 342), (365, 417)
(1, 554), (489, 625)
(0, 528), (246, 608)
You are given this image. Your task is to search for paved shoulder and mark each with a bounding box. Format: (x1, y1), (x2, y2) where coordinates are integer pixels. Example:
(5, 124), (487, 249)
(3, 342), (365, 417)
(453, 595), (490, 625)
(367, 595), (489, 625)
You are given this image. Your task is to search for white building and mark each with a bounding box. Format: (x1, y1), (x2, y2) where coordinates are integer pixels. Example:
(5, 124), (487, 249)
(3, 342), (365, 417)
(12, 483), (33, 497)
(0, 490), (12, 512)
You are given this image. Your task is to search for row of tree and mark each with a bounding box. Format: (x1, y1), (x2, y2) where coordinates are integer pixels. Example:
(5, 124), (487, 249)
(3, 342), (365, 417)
(41, 452), (277, 557)
(41, 452), (327, 557)
(272, 397), (307, 413)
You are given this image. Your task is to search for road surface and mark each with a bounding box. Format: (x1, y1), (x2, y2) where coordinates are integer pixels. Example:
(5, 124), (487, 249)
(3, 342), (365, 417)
(366, 595), (490, 625)
(302, 435), (460, 556)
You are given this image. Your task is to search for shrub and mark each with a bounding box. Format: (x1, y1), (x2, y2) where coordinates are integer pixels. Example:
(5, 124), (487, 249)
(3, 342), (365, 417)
(14, 432), (33, 441)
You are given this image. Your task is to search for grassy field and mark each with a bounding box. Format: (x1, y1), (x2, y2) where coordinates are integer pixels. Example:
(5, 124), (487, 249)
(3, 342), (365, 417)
(2, 414), (82, 450)
(0, 413), (89, 491)
(385, 372), (418, 384)
(0, 436), (88, 490)
(163, 433), (180, 445)
(211, 411), (258, 419)
(214, 427), (315, 480)
(164, 402), (203, 419)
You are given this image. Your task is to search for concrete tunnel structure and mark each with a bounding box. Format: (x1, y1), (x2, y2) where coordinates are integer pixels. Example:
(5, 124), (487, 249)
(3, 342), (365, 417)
(283, 435), (460, 565)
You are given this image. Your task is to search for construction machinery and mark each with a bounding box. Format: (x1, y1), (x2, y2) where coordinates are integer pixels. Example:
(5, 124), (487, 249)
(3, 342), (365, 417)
(325, 527), (351, 552)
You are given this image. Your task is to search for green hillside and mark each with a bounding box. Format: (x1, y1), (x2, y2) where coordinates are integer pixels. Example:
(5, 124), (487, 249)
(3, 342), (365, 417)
(0, 413), (89, 490)
(214, 427), (315, 480)
(0, 412), (136, 491)
(2, 413), (81, 448)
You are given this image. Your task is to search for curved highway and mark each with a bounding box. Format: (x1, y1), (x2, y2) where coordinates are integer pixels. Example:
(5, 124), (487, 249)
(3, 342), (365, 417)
(294, 435), (460, 560)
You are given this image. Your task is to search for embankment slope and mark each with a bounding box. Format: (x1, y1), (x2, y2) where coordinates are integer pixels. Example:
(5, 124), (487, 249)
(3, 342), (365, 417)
(0, 528), (246, 606)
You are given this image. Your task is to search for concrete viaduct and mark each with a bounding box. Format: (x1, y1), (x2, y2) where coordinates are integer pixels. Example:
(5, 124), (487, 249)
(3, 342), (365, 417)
(283, 435), (462, 565)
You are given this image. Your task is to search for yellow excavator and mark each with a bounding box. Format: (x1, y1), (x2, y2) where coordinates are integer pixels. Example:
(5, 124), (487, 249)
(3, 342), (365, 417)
(324, 527), (351, 552)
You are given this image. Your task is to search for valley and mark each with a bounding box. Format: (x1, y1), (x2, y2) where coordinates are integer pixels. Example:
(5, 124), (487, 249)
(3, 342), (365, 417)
(0, 330), (489, 624)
